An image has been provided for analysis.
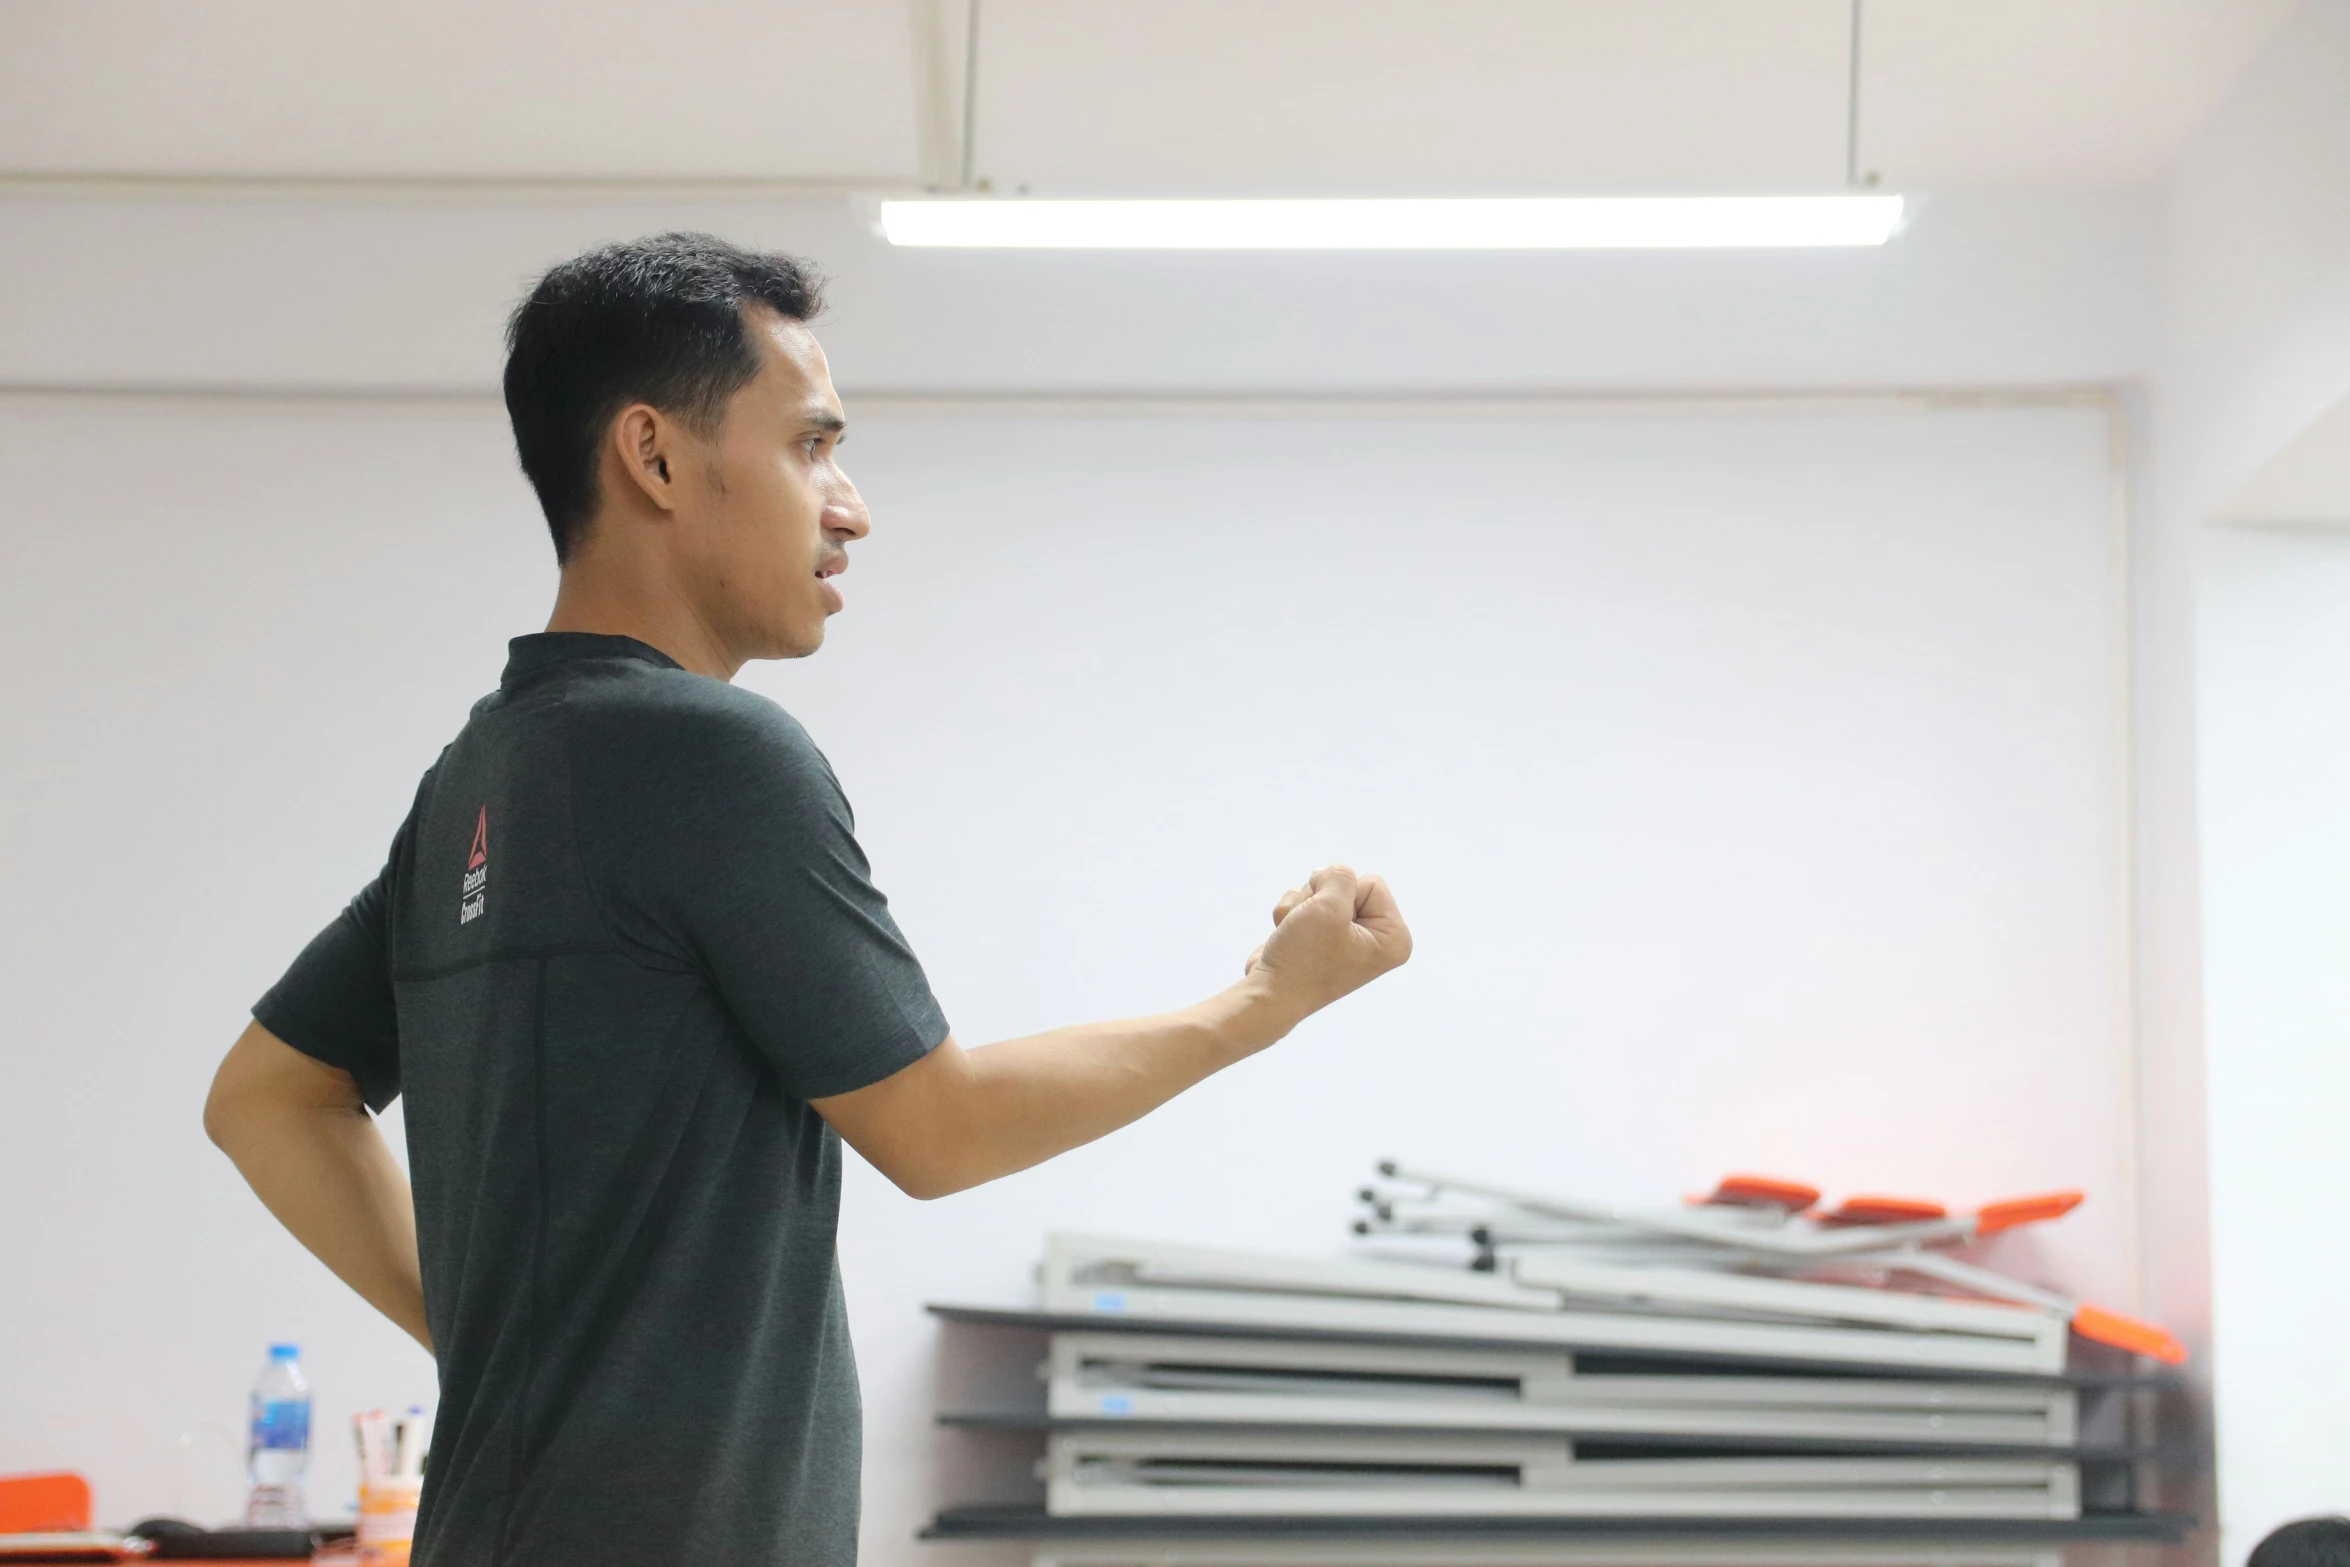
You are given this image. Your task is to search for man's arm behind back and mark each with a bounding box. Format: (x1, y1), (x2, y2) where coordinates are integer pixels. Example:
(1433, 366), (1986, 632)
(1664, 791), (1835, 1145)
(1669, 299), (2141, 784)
(205, 1024), (433, 1351)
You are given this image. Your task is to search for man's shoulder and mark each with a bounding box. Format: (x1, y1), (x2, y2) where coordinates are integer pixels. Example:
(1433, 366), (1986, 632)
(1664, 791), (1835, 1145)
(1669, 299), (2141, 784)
(560, 661), (803, 737)
(561, 669), (833, 805)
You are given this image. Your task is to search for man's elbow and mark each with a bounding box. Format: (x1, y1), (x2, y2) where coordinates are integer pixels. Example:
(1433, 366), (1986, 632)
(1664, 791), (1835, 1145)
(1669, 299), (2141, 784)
(817, 1041), (993, 1200)
(862, 1128), (989, 1199)
(203, 1048), (277, 1159)
(883, 1157), (975, 1202)
(202, 1071), (248, 1154)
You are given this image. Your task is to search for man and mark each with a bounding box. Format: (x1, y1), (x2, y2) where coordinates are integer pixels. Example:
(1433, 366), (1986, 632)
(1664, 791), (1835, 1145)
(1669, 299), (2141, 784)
(202, 232), (1412, 1567)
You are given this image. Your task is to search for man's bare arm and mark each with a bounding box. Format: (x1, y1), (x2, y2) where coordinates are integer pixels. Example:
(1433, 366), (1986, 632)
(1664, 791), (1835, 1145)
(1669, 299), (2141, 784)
(815, 865), (1410, 1200)
(205, 1022), (432, 1352)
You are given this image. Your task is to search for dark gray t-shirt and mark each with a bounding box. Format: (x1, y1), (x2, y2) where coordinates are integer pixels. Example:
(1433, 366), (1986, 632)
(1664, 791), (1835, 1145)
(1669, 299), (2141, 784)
(255, 633), (948, 1567)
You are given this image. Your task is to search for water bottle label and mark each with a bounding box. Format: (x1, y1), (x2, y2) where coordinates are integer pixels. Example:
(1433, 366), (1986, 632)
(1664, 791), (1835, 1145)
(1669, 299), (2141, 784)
(253, 1398), (311, 1451)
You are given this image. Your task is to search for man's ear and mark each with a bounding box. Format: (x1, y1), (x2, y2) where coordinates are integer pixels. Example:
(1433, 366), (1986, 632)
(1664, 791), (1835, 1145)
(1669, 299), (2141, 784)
(610, 403), (681, 514)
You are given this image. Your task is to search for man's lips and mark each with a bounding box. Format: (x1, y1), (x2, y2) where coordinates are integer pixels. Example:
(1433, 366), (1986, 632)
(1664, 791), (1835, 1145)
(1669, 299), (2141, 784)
(816, 555), (848, 607)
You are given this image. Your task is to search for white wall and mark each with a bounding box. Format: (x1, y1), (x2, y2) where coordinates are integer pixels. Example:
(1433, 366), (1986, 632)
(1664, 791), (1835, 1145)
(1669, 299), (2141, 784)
(2195, 525), (2350, 1559)
(0, 140), (2203, 1561)
(2158, 0), (2350, 524)
(0, 405), (542, 1526)
(0, 395), (2130, 1564)
(2148, 1), (2350, 1553)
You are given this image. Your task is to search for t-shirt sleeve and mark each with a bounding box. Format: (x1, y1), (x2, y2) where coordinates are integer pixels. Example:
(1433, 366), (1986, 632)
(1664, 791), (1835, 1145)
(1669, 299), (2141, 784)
(252, 842), (405, 1114)
(594, 696), (949, 1101)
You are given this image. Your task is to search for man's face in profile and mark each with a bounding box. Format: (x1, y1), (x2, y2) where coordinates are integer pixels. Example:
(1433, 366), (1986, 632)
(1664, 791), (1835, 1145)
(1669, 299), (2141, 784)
(673, 309), (870, 662)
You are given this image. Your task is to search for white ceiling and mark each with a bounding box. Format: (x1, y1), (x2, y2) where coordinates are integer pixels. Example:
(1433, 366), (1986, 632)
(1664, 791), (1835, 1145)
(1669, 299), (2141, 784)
(0, 0), (2302, 190)
(1860, 0), (2301, 188)
(0, 0), (926, 182)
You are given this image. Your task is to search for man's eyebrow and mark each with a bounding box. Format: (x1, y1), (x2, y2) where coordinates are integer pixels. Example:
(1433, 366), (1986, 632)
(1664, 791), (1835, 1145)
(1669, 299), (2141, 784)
(800, 410), (847, 435)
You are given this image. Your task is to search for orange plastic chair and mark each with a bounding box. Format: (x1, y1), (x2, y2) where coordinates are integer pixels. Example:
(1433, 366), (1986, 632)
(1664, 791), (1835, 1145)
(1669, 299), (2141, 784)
(1698, 1174), (1822, 1212)
(0, 1471), (92, 1533)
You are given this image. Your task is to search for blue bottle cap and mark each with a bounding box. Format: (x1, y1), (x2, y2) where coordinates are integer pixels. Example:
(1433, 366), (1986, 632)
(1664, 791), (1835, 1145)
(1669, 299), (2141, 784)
(269, 1343), (299, 1359)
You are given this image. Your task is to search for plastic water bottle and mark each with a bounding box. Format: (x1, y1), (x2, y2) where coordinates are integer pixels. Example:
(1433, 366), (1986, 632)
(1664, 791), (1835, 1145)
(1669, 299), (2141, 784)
(246, 1343), (311, 1528)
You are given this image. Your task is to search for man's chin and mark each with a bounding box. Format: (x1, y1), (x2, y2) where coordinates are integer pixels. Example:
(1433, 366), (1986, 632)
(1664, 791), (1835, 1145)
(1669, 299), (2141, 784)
(735, 616), (825, 664)
(778, 619), (828, 660)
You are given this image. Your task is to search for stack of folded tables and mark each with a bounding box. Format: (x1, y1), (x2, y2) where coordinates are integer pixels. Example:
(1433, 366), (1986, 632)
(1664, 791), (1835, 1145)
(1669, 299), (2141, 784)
(925, 1166), (2196, 1567)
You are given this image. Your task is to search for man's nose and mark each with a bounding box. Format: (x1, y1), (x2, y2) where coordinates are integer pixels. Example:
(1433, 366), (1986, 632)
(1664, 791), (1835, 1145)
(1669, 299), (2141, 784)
(828, 481), (872, 539)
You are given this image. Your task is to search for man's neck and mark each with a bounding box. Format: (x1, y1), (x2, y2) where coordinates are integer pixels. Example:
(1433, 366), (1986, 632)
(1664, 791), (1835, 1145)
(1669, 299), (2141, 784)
(544, 547), (740, 682)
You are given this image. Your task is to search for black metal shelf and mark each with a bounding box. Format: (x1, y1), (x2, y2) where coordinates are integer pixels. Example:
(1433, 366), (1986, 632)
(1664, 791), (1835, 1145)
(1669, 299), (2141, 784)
(923, 1505), (2199, 1545)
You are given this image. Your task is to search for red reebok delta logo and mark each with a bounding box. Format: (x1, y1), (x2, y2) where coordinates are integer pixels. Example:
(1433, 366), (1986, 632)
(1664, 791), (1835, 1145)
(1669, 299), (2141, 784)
(460, 806), (489, 924)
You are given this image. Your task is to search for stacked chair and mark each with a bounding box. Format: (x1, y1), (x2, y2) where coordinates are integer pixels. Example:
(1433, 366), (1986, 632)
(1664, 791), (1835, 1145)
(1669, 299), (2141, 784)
(924, 1165), (2195, 1567)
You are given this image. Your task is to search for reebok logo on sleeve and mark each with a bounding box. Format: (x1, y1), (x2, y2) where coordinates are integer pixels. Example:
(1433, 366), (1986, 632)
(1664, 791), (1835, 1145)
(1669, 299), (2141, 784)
(460, 806), (489, 924)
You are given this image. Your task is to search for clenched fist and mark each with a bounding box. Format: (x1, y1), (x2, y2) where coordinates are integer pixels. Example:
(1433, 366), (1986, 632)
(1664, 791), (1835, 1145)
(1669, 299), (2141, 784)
(1244, 865), (1413, 1020)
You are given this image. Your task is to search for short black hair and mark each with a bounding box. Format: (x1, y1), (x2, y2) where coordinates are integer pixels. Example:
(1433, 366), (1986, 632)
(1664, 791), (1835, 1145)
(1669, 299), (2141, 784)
(2252, 1519), (2350, 1567)
(502, 232), (826, 562)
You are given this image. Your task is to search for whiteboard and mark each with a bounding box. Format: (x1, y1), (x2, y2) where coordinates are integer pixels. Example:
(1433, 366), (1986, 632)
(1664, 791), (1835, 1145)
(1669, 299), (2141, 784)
(0, 401), (2123, 1558)
(803, 406), (2127, 1561)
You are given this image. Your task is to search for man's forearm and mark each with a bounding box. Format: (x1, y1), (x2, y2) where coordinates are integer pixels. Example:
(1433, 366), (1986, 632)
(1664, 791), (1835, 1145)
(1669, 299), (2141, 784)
(818, 976), (1303, 1199)
(816, 866), (1411, 1199)
(960, 977), (1302, 1180)
(207, 1024), (432, 1351)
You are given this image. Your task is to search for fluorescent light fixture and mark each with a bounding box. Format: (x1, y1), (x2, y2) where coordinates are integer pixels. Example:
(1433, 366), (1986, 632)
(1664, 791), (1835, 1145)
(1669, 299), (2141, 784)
(879, 195), (1905, 251)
